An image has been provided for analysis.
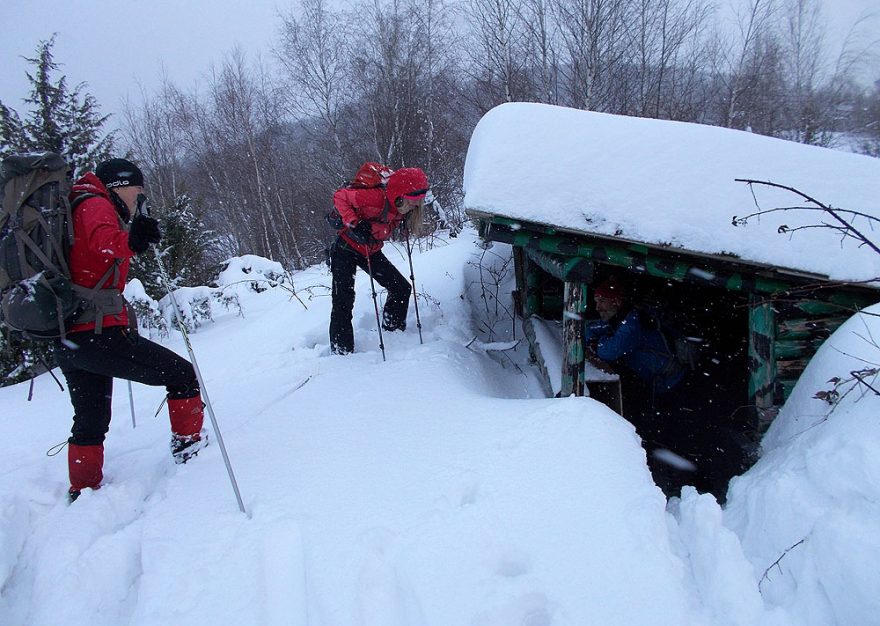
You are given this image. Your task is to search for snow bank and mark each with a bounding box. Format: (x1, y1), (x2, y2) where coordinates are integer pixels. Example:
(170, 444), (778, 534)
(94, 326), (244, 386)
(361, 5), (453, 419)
(724, 305), (880, 625)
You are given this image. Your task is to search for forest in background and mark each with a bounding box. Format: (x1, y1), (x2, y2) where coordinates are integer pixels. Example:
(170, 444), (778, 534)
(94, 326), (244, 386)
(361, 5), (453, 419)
(1, 0), (879, 383)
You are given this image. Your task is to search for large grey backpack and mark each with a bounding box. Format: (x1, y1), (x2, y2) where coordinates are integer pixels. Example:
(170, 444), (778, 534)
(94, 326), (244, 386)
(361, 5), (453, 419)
(0, 152), (80, 339)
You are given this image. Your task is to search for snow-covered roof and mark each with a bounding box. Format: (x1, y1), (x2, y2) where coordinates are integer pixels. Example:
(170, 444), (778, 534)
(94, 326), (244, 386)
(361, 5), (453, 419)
(463, 103), (880, 285)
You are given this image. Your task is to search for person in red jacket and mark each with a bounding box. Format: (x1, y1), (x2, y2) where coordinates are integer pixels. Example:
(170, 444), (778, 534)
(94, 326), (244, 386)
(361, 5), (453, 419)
(329, 165), (429, 355)
(53, 158), (206, 502)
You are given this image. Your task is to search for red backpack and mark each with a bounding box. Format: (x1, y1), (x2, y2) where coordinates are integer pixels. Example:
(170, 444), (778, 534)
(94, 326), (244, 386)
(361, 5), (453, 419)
(325, 162), (393, 230)
(349, 162), (392, 189)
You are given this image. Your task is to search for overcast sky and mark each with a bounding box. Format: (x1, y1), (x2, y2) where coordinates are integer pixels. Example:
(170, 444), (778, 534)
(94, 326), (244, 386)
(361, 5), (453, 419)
(1, 0), (877, 131)
(1, 0), (284, 126)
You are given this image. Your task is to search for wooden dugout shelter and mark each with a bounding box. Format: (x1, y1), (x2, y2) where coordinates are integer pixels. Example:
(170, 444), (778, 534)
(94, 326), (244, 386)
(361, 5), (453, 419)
(463, 103), (880, 434)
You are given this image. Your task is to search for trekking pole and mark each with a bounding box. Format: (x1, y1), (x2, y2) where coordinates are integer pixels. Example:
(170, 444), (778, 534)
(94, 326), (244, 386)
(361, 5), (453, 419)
(365, 253), (386, 361)
(136, 196), (247, 516)
(403, 227), (423, 344)
(127, 380), (137, 428)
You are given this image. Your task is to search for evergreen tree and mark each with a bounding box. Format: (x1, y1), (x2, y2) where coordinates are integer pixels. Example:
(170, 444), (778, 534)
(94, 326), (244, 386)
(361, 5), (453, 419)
(130, 194), (220, 300)
(0, 35), (115, 175)
(1, 37), (116, 386)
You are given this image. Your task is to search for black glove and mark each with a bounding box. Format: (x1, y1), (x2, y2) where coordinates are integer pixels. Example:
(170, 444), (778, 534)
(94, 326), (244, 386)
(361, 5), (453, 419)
(128, 215), (162, 253)
(347, 219), (376, 245)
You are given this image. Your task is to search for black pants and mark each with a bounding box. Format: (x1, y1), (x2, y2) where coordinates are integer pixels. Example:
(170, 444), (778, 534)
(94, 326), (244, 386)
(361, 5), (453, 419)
(54, 327), (198, 445)
(329, 238), (411, 354)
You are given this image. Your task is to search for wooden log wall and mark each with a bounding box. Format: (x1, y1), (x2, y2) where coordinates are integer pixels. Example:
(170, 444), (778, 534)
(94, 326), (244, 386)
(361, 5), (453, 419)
(772, 300), (852, 404)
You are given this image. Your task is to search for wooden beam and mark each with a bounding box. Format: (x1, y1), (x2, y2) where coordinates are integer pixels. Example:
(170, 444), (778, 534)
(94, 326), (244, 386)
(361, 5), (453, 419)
(561, 281), (588, 396)
(523, 255), (541, 317)
(749, 297), (777, 432)
(525, 248), (594, 282)
(478, 217), (877, 307)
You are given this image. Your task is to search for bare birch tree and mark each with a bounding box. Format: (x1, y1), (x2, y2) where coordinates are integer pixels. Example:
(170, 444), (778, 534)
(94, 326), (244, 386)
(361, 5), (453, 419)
(552, 0), (632, 112)
(347, 0), (429, 166)
(276, 0), (348, 174)
(520, 0), (561, 104)
(463, 0), (532, 111)
(627, 0), (712, 119)
(714, 0), (779, 129)
(777, 0), (828, 143)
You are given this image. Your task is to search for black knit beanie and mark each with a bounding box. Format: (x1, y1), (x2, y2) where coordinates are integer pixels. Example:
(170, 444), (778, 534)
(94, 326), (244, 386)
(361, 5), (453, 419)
(95, 158), (144, 189)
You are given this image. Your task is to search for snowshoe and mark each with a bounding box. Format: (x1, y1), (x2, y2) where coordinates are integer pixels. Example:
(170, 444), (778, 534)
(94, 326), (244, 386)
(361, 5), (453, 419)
(171, 430), (209, 464)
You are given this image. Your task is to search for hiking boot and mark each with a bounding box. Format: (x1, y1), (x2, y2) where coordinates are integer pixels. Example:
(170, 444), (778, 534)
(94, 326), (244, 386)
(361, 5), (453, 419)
(67, 485), (100, 504)
(381, 322), (406, 332)
(171, 430), (208, 464)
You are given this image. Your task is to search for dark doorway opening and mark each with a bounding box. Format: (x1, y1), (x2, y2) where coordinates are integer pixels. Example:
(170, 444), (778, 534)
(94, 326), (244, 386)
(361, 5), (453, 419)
(587, 267), (753, 500)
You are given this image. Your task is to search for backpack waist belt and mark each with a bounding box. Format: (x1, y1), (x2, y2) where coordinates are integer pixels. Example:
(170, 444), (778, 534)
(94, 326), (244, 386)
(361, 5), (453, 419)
(70, 285), (125, 334)
(68, 259), (124, 334)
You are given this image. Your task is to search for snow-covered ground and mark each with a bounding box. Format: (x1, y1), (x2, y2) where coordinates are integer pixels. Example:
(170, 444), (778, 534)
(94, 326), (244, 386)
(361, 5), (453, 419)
(1, 230), (878, 625)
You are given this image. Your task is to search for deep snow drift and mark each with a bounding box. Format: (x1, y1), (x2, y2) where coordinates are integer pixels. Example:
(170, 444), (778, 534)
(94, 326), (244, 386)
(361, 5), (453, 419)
(1, 231), (878, 625)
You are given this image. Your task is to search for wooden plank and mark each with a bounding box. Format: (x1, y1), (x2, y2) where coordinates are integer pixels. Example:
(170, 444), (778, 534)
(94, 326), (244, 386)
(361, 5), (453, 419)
(523, 256), (541, 317)
(774, 337), (827, 359)
(561, 281), (588, 397)
(749, 298), (777, 431)
(776, 358), (810, 377)
(777, 315), (846, 339)
(525, 247), (594, 282)
(478, 217), (879, 305)
(512, 247), (526, 317)
(522, 315), (556, 398)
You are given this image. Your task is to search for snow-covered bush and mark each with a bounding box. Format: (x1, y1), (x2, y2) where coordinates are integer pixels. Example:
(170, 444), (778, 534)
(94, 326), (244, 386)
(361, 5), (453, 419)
(216, 255), (291, 293)
(159, 286), (242, 332)
(123, 279), (168, 338)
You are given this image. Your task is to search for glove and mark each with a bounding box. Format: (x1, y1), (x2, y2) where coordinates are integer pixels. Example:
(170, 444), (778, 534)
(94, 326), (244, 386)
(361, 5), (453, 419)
(128, 215), (162, 254)
(347, 219), (376, 245)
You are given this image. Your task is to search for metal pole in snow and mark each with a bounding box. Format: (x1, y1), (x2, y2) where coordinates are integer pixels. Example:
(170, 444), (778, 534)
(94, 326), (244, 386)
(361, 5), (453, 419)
(136, 196), (247, 516)
(403, 228), (423, 344)
(127, 380), (137, 428)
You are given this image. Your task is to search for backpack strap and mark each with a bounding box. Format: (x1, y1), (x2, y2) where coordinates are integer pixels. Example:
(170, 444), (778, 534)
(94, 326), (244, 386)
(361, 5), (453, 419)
(70, 260), (124, 335)
(66, 192), (125, 335)
(6, 168), (72, 280)
(13, 208), (70, 277)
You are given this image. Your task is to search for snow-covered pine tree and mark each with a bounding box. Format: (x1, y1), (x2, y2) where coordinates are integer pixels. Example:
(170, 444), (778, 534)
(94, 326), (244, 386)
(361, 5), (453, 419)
(0, 36), (116, 386)
(0, 35), (115, 174)
(129, 194), (220, 301)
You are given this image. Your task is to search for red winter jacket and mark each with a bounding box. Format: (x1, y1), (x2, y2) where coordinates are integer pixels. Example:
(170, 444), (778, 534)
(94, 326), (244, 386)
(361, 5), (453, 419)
(332, 167), (429, 257)
(333, 186), (403, 256)
(67, 172), (137, 333)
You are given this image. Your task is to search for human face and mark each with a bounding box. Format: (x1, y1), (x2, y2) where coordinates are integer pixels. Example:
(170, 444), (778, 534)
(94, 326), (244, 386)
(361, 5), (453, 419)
(399, 196), (423, 214)
(113, 185), (145, 214)
(595, 295), (621, 321)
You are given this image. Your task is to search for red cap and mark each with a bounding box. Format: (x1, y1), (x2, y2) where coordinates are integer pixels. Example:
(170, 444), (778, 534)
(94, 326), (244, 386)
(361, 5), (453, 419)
(385, 168), (429, 206)
(593, 277), (626, 302)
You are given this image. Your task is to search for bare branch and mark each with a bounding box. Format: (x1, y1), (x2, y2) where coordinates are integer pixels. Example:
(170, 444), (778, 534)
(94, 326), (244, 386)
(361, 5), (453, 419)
(759, 538), (806, 593)
(734, 179), (880, 257)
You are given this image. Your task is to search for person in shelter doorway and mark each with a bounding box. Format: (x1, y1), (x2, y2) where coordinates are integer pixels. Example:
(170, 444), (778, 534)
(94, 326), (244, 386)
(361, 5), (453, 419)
(584, 276), (686, 439)
(328, 164), (429, 355)
(53, 158), (206, 502)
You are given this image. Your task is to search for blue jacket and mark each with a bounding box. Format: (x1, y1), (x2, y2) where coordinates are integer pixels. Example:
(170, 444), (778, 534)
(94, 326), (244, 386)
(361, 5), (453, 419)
(585, 308), (684, 394)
